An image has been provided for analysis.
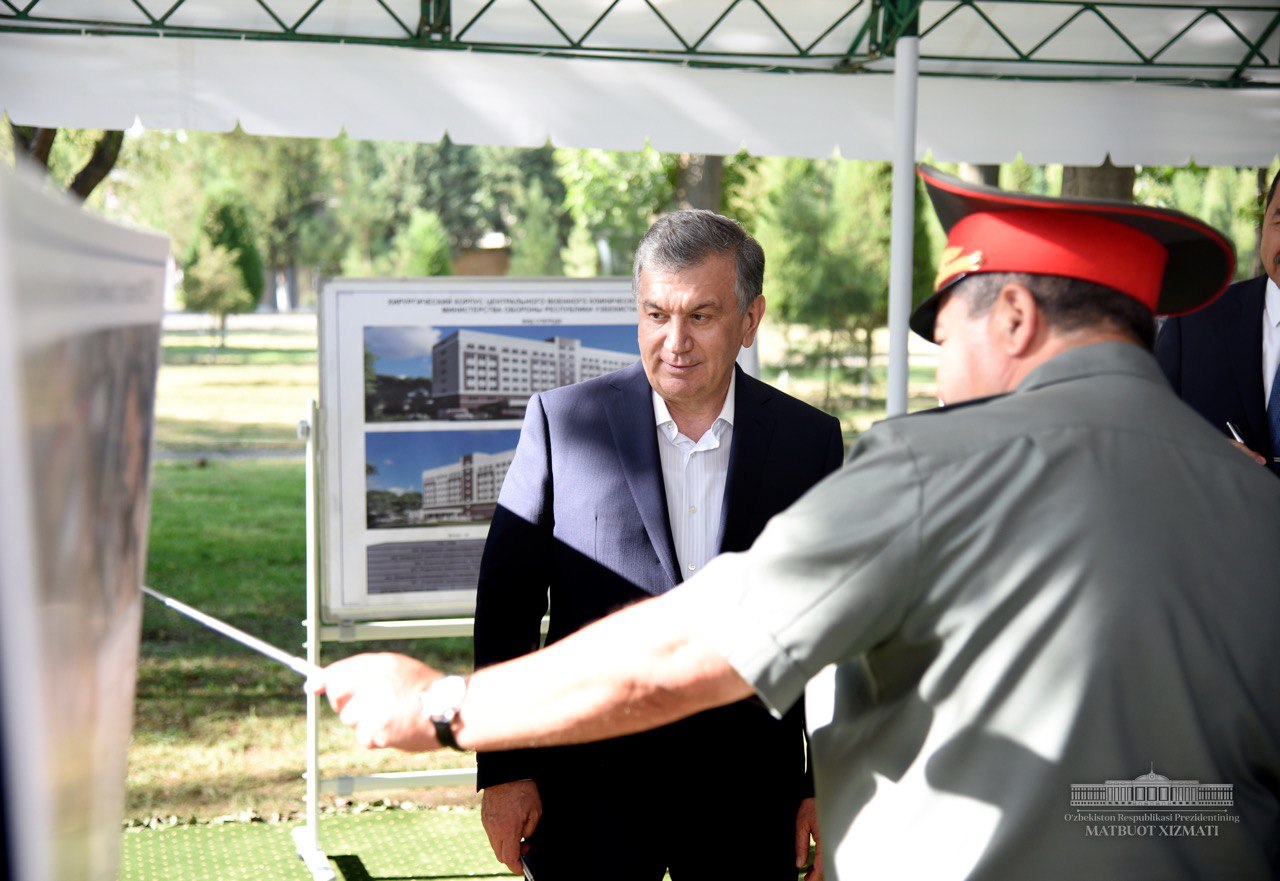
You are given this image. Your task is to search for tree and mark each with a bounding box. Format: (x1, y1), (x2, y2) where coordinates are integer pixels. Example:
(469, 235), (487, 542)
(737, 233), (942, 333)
(365, 350), (380, 420)
(561, 222), (600, 277)
(392, 209), (452, 276)
(558, 145), (676, 274)
(479, 143), (569, 243)
(1001, 158), (1058, 196)
(335, 138), (426, 276)
(1137, 164), (1264, 279)
(185, 188), (265, 330)
(754, 158), (936, 408)
(1061, 155), (1134, 201)
(234, 134), (336, 310)
(418, 136), (491, 252)
(958, 163), (1000, 187)
(7, 123), (123, 201)
(181, 243), (255, 347)
(721, 149), (764, 227)
(674, 153), (723, 211)
(754, 158), (854, 404)
(508, 178), (563, 276)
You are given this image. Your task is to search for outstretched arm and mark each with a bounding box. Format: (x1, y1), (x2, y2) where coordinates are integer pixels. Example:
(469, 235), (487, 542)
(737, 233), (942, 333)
(312, 590), (753, 753)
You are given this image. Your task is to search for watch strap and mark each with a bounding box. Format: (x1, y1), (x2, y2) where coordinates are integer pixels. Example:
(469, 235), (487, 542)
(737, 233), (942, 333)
(420, 675), (468, 752)
(431, 711), (464, 752)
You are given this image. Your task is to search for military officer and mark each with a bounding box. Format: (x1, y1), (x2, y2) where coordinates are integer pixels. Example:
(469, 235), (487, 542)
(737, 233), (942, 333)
(316, 167), (1280, 881)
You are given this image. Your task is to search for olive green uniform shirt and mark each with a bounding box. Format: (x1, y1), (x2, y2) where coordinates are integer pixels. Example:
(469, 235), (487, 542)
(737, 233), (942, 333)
(676, 342), (1280, 880)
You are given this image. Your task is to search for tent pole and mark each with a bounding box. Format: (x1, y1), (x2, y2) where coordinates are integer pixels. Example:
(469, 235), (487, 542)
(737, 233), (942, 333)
(886, 34), (919, 418)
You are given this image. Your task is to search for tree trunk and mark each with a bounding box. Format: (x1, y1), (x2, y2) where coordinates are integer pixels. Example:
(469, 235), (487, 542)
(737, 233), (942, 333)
(860, 326), (874, 406)
(957, 163), (1000, 188)
(1060, 156), (1135, 202)
(259, 268), (279, 313)
(823, 327), (835, 410)
(10, 126), (124, 201)
(285, 264), (300, 311)
(11, 125), (57, 167)
(1255, 167), (1269, 276)
(69, 131), (124, 201)
(675, 154), (725, 211)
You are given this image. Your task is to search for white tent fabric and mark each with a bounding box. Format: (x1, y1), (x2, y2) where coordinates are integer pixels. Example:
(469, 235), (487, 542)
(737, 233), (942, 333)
(2, 31), (1277, 165)
(1, 1), (1276, 418)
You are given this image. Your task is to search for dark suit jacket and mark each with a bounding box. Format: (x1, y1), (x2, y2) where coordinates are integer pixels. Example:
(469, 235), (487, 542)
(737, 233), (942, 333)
(473, 360), (844, 792)
(1156, 275), (1280, 478)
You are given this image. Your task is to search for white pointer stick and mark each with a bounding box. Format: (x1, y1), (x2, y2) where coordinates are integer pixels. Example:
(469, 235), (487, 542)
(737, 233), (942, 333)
(141, 586), (321, 679)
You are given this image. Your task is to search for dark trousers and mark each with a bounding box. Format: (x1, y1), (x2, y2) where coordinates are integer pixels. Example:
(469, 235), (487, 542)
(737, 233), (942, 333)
(521, 702), (804, 881)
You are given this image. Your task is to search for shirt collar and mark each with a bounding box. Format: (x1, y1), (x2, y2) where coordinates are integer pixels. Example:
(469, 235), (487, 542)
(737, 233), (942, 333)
(1015, 341), (1166, 395)
(653, 370), (737, 434)
(1265, 276), (1280, 329)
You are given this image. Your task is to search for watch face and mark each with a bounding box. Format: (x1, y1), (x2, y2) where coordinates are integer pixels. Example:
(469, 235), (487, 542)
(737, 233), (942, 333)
(422, 675), (468, 717)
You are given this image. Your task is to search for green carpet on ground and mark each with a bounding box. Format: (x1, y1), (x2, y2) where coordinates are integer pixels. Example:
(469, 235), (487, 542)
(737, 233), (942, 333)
(119, 809), (514, 881)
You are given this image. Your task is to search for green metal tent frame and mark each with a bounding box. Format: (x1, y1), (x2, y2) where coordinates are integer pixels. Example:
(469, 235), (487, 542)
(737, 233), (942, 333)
(1, 0), (1276, 86)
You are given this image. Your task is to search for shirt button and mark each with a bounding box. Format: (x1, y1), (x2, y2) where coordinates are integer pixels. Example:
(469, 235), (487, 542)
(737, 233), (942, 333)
(689, 505), (697, 513)
(688, 563), (696, 571)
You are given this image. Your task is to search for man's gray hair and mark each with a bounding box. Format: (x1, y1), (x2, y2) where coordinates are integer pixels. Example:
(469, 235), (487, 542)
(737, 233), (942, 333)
(632, 209), (764, 314)
(954, 272), (1157, 351)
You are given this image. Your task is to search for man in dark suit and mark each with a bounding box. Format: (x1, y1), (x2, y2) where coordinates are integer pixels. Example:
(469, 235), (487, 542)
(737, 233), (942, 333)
(472, 210), (844, 881)
(1156, 170), (1280, 477)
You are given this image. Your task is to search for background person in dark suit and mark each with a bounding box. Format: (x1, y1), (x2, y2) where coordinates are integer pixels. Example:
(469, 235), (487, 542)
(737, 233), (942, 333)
(472, 210), (844, 881)
(1156, 169), (1280, 477)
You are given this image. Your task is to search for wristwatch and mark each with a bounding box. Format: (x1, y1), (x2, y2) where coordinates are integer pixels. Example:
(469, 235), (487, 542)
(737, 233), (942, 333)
(419, 675), (469, 752)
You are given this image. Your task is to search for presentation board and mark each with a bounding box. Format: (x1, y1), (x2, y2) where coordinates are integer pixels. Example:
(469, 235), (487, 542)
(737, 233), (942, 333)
(319, 277), (639, 621)
(0, 168), (168, 881)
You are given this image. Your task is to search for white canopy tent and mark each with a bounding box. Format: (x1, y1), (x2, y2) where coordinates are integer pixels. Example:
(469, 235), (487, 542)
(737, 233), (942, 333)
(3, 0), (1278, 412)
(2, 1), (1277, 162)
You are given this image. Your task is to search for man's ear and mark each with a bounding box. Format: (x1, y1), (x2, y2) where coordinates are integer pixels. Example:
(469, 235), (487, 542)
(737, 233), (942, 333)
(992, 283), (1041, 356)
(741, 295), (766, 348)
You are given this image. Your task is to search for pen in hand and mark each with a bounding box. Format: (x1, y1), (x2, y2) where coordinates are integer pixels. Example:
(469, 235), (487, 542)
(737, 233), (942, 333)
(1224, 421), (1273, 465)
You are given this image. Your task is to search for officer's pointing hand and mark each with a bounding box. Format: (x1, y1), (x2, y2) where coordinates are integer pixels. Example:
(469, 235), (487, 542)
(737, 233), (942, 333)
(309, 652), (445, 752)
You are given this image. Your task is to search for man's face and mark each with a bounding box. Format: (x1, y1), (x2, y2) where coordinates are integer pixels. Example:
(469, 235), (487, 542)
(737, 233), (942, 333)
(1261, 184), (1280, 286)
(637, 253), (764, 415)
(933, 289), (1007, 405)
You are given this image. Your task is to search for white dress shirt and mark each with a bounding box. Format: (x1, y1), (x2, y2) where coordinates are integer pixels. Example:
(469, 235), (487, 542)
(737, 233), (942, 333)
(1263, 276), (1280, 407)
(653, 373), (735, 576)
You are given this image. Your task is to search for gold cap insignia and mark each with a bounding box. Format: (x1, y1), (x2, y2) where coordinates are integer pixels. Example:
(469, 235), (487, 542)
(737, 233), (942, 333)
(935, 246), (985, 290)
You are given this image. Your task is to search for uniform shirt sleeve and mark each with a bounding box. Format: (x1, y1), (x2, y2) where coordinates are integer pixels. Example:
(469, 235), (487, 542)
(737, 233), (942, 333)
(667, 422), (925, 717)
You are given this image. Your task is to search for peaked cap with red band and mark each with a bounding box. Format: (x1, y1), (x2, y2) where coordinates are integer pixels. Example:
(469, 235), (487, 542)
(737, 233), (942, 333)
(910, 165), (1236, 342)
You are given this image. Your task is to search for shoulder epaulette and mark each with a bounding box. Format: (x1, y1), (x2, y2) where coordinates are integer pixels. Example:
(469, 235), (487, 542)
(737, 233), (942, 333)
(879, 392), (1010, 423)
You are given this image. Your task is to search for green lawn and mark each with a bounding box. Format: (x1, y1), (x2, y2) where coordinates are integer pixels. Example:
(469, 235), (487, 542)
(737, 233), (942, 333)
(136, 457), (476, 821)
(135, 317), (476, 822)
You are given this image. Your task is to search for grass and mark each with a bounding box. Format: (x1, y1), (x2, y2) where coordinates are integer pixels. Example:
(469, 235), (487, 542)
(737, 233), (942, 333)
(135, 315), (480, 821)
(134, 313), (940, 822)
(761, 361), (939, 437)
(154, 361), (317, 451)
(154, 317), (319, 452)
(137, 458), (477, 821)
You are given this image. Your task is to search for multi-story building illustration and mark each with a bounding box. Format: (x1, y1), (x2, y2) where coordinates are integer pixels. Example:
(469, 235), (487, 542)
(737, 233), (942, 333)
(1070, 767), (1233, 808)
(431, 329), (635, 418)
(420, 448), (517, 522)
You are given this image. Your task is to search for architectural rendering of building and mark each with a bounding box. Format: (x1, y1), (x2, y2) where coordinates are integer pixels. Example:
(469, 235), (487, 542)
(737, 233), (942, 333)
(421, 448), (517, 523)
(431, 329), (634, 418)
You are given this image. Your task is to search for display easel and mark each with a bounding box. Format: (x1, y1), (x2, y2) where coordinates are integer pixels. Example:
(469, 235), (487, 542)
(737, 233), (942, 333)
(291, 400), (482, 881)
(295, 280), (628, 879)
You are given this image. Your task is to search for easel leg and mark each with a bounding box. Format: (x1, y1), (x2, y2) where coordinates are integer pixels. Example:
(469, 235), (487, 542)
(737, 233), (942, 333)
(295, 403), (335, 880)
